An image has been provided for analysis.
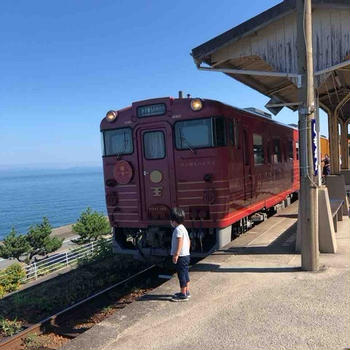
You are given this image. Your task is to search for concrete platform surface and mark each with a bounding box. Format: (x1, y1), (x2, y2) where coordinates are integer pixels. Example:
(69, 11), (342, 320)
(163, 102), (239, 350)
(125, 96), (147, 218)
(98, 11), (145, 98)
(61, 202), (350, 350)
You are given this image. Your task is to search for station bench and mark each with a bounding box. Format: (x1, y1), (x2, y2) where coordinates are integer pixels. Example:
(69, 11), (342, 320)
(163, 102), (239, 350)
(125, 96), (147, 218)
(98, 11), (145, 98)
(329, 199), (344, 232)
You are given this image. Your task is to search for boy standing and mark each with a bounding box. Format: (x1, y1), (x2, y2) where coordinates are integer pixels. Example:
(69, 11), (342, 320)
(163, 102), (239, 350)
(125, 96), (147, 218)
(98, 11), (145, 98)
(170, 207), (190, 302)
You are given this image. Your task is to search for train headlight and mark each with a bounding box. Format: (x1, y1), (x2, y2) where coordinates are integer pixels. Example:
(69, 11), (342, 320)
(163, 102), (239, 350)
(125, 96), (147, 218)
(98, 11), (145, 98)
(106, 110), (118, 122)
(190, 98), (203, 111)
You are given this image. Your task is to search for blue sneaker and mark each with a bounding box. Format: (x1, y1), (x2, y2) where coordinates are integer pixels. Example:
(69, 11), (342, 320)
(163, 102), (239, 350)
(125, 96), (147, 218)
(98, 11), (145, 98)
(171, 293), (188, 302)
(173, 292), (191, 298)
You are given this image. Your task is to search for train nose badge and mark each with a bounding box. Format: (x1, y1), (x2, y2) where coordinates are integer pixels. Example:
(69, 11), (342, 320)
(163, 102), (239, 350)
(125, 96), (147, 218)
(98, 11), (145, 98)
(113, 160), (133, 184)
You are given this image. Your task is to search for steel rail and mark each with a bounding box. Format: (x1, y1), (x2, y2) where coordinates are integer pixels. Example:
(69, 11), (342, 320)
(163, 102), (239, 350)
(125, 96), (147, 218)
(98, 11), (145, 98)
(0, 264), (156, 350)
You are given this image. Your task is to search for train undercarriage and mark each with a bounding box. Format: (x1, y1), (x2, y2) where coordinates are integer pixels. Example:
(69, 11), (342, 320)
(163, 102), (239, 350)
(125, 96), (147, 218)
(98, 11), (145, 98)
(112, 193), (297, 262)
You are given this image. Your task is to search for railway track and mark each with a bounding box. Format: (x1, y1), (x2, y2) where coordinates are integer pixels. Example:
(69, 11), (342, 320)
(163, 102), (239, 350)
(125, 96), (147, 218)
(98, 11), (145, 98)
(0, 264), (158, 350)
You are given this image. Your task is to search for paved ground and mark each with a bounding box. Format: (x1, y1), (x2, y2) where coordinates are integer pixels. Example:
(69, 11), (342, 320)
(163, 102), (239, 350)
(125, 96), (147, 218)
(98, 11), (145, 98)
(62, 202), (350, 350)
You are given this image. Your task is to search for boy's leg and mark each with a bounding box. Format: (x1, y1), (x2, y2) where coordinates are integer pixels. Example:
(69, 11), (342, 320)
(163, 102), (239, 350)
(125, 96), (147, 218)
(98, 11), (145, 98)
(184, 256), (190, 294)
(176, 257), (187, 295)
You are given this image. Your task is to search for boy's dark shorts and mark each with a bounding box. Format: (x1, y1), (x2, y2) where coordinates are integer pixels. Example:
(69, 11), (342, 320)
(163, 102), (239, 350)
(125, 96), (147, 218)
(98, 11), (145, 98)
(176, 255), (190, 288)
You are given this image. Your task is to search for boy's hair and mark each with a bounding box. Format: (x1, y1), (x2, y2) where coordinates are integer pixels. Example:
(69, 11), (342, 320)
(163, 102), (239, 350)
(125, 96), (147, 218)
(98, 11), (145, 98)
(170, 207), (185, 224)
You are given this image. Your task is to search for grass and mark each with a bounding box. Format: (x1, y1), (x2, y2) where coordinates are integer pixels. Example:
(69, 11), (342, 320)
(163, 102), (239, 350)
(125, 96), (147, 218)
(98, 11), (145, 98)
(0, 254), (150, 328)
(0, 317), (24, 337)
(23, 333), (52, 350)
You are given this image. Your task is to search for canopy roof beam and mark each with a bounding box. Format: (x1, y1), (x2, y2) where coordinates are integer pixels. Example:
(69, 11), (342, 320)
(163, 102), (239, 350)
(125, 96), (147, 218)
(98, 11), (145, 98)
(314, 60), (350, 76)
(197, 65), (302, 88)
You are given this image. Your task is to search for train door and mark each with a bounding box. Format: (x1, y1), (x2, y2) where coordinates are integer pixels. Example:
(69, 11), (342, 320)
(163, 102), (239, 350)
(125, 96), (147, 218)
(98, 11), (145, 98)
(242, 129), (253, 202)
(136, 123), (175, 220)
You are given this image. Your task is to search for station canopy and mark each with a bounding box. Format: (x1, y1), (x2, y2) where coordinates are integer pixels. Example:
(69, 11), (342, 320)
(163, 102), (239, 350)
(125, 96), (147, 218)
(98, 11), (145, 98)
(191, 0), (350, 123)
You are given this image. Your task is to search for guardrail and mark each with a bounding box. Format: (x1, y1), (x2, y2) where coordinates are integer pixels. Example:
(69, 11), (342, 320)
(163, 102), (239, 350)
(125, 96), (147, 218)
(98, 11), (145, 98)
(22, 238), (112, 283)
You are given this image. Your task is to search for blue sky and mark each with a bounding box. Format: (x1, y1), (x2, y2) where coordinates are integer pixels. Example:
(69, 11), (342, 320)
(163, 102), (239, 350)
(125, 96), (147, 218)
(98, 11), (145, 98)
(0, 0), (328, 169)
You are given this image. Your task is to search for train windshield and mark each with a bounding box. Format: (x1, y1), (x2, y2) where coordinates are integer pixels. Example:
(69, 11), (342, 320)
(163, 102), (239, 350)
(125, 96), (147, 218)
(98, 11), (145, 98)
(102, 128), (133, 156)
(175, 117), (226, 149)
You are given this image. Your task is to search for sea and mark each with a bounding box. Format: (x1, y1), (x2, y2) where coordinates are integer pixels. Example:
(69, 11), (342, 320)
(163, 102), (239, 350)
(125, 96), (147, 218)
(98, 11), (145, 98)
(0, 167), (107, 241)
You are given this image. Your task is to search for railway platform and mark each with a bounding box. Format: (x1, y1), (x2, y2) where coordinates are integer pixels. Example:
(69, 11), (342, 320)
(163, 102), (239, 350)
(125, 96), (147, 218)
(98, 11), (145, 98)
(62, 201), (350, 350)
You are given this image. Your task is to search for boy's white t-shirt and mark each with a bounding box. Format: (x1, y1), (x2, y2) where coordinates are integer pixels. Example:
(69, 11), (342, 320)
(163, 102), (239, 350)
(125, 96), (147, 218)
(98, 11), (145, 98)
(170, 224), (190, 256)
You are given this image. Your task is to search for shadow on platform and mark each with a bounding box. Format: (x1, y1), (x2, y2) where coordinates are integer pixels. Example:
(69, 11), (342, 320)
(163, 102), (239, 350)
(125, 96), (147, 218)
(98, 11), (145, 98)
(191, 264), (300, 273)
(274, 214), (298, 219)
(137, 221), (301, 304)
(213, 222), (297, 256)
(138, 294), (174, 301)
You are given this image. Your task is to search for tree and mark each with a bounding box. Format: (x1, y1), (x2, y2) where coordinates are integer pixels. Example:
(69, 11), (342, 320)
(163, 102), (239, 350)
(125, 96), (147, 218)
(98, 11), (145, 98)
(72, 208), (111, 243)
(0, 228), (30, 263)
(26, 217), (63, 261)
(0, 218), (63, 264)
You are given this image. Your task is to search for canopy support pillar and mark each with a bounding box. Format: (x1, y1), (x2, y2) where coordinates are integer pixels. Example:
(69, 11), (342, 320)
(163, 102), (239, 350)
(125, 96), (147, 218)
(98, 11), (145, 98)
(340, 120), (349, 170)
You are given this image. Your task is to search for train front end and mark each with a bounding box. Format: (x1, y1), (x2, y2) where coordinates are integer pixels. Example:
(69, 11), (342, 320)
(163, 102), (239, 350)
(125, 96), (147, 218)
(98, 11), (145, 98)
(100, 97), (221, 260)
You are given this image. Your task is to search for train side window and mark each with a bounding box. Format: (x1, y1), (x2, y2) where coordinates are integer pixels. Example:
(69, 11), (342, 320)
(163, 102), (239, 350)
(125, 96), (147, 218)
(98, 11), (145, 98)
(214, 117), (226, 146)
(266, 141), (271, 163)
(253, 134), (264, 165)
(283, 142), (288, 162)
(288, 140), (294, 161)
(273, 139), (282, 163)
(296, 141), (299, 160)
(234, 119), (239, 148)
(228, 119), (239, 147)
(228, 120), (234, 146)
(143, 131), (165, 159)
(243, 130), (249, 165)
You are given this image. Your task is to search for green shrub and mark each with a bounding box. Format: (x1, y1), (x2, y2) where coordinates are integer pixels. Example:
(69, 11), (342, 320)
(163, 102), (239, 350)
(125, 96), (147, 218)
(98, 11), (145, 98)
(23, 333), (41, 350)
(0, 317), (24, 337)
(76, 238), (114, 268)
(0, 263), (26, 296)
(23, 333), (52, 350)
(73, 208), (111, 243)
(4, 264), (26, 288)
(0, 285), (5, 299)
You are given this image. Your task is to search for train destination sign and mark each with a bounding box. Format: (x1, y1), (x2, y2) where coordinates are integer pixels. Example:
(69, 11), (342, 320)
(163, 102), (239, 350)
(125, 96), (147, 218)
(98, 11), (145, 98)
(137, 103), (166, 117)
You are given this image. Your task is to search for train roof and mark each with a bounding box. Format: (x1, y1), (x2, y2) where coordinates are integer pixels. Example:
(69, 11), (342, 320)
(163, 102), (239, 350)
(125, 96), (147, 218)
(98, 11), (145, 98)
(104, 96), (298, 131)
(208, 98), (298, 131)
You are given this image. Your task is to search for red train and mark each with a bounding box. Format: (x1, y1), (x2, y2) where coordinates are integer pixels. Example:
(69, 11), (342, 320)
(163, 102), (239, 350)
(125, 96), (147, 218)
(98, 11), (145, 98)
(100, 96), (299, 259)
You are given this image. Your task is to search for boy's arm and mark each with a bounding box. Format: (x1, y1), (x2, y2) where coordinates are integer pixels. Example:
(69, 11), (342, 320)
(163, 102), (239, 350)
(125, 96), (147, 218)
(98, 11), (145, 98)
(172, 237), (183, 263)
